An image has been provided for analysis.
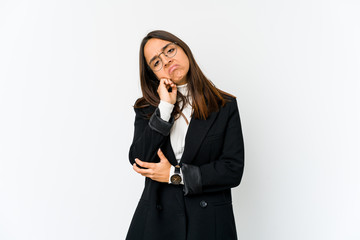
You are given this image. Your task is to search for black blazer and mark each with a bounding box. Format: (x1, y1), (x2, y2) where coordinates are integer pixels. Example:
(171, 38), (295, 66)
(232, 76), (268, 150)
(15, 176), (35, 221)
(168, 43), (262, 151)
(126, 96), (245, 240)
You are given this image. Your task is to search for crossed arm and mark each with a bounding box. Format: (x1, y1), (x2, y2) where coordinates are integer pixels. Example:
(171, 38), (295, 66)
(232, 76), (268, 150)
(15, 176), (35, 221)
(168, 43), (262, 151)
(129, 96), (244, 196)
(132, 149), (171, 183)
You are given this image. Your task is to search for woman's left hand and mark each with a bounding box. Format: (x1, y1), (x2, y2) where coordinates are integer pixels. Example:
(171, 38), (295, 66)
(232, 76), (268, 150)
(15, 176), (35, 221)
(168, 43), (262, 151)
(133, 149), (171, 183)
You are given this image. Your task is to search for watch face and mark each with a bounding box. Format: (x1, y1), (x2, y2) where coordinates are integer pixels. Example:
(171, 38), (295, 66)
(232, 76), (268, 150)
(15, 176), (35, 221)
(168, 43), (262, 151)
(171, 174), (182, 185)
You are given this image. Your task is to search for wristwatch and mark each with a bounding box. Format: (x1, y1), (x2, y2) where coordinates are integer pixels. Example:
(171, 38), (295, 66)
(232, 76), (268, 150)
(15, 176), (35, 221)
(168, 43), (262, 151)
(170, 165), (182, 185)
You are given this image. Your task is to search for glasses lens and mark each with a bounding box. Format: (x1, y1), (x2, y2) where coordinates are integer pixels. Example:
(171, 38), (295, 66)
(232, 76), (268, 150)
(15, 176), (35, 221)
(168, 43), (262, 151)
(150, 43), (177, 72)
(152, 57), (162, 72)
(164, 43), (177, 58)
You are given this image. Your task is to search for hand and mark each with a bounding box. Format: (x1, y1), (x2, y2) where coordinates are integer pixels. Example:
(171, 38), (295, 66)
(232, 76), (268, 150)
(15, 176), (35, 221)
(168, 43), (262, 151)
(157, 78), (177, 105)
(133, 149), (171, 183)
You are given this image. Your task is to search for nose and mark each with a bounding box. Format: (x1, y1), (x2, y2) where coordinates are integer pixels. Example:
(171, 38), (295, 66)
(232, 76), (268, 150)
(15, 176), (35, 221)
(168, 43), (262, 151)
(159, 53), (172, 68)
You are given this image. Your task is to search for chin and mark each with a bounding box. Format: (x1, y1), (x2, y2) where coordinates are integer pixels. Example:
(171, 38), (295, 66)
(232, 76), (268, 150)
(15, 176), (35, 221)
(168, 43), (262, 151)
(174, 79), (187, 85)
(171, 70), (187, 83)
(172, 75), (187, 85)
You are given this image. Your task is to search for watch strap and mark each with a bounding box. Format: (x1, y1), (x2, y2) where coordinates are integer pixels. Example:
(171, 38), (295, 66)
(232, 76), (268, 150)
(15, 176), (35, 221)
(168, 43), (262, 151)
(174, 165), (181, 174)
(169, 164), (183, 185)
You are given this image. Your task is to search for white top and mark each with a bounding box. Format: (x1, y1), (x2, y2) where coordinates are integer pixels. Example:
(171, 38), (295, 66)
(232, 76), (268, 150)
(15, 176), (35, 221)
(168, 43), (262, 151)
(158, 83), (192, 184)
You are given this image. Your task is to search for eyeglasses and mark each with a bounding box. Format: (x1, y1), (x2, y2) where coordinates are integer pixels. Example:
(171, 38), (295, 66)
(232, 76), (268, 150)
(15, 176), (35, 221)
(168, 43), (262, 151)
(148, 42), (178, 72)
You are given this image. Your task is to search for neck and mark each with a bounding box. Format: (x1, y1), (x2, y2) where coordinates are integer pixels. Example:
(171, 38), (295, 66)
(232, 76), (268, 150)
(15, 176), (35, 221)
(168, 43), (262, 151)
(177, 83), (188, 87)
(177, 82), (189, 97)
(176, 76), (187, 85)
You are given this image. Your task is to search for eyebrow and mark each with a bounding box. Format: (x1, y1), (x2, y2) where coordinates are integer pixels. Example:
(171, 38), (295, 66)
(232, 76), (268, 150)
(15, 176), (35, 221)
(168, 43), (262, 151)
(148, 42), (173, 65)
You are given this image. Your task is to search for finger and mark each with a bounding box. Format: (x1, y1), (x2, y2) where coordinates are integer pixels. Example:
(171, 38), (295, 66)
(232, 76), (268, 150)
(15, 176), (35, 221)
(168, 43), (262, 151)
(133, 163), (142, 173)
(159, 78), (170, 90)
(169, 80), (177, 88)
(133, 163), (152, 175)
(135, 158), (154, 169)
(157, 79), (164, 92)
(170, 85), (177, 96)
(160, 78), (168, 87)
(165, 79), (172, 89)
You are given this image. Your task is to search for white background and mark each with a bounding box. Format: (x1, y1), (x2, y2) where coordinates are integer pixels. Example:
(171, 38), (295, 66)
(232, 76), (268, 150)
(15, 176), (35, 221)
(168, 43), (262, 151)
(1, 0), (359, 239)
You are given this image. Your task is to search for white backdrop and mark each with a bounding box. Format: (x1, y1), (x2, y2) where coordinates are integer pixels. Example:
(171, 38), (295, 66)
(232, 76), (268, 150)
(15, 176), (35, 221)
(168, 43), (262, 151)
(0, 0), (359, 239)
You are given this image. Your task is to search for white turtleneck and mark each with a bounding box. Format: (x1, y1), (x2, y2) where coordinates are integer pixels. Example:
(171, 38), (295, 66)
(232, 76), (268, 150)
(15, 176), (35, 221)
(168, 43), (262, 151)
(158, 83), (192, 185)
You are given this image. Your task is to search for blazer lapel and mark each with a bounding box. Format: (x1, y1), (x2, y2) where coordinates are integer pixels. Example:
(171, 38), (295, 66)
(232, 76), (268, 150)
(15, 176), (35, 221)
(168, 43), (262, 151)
(180, 110), (219, 164)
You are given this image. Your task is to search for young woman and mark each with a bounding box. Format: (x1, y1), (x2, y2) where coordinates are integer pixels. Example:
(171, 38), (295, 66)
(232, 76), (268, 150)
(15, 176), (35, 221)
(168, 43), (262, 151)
(126, 30), (245, 240)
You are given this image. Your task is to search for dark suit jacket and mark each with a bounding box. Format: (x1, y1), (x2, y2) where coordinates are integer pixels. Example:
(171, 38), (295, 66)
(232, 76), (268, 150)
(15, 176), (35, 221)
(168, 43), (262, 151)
(126, 96), (245, 240)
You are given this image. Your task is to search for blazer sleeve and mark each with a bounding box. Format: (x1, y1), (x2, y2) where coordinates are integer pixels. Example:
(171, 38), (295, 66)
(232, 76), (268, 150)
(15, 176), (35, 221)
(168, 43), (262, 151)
(128, 106), (174, 165)
(181, 98), (245, 195)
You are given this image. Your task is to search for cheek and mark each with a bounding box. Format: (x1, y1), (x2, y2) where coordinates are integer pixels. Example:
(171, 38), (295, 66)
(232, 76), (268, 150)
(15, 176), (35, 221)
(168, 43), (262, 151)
(181, 54), (190, 69)
(155, 70), (170, 80)
(185, 58), (190, 69)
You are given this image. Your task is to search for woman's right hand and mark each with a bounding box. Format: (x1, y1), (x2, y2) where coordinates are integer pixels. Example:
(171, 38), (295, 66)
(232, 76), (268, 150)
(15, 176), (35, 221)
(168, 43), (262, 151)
(157, 78), (177, 105)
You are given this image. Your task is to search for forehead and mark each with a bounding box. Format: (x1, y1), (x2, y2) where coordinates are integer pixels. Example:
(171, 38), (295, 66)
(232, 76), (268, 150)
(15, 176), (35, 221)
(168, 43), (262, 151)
(144, 38), (172, 61)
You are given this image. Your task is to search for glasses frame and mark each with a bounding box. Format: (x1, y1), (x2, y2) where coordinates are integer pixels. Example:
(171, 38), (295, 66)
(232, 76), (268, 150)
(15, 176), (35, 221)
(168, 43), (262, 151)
(149, 42), (178, 72)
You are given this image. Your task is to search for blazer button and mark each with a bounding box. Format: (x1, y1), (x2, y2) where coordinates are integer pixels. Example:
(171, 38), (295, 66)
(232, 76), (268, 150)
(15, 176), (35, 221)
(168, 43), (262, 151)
(200, 200), (207, 208)
(156, 204), (162, 211)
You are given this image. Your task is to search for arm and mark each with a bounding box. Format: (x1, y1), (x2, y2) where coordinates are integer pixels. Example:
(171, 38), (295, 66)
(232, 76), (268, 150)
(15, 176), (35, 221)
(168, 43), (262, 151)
(129, 79), (177, 166)
(128, 106), (174, 166)
(181, 99), (245, 195)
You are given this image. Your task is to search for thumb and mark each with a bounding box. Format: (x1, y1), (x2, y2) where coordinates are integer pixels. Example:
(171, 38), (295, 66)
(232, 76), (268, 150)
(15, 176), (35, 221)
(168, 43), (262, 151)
(157, 148), (165, 160)
(171, 85), (177, 95)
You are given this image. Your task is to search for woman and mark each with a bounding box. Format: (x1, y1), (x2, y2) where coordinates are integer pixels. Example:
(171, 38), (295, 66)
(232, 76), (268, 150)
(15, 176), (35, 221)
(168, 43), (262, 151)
(126, 30), (244, 240)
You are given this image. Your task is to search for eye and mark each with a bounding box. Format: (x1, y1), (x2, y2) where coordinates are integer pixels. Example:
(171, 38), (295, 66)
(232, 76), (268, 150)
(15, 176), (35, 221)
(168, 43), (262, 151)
(153, 60), (160, 67)
(167, 48), (175, 54)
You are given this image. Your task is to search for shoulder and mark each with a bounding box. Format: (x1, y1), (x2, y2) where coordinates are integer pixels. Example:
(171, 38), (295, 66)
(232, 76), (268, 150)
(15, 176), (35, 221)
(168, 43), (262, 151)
(133, 97), (156, 116)
(216, 93), (240, 119)
(221, 93), (238, 109)
(223, 95), (237, 103)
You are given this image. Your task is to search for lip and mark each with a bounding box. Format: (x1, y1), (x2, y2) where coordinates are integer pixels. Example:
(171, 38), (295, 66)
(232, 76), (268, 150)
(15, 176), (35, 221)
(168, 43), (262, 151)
(168, 64), (179, 75)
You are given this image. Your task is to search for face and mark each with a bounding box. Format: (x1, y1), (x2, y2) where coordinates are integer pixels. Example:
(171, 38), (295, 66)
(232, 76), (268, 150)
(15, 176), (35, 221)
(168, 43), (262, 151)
(144, 38), (190, 85)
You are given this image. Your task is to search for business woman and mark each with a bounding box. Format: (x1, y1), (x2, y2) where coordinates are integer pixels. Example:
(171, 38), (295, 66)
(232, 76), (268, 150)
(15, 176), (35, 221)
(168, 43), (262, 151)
(126, 30), (244, 240)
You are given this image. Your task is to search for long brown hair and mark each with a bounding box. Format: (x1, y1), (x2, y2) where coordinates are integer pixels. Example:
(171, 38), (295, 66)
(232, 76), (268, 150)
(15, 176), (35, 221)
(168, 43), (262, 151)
(135, 30), (234, 120)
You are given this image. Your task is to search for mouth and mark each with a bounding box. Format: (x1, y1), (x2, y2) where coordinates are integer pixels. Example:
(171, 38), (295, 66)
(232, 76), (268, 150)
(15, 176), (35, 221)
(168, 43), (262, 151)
(168, 64), (179, 75)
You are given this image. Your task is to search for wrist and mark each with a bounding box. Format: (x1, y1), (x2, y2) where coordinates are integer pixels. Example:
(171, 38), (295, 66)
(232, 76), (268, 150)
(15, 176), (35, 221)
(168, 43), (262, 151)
(169, 164), (183, 185)
(158, 100), (175, 121)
